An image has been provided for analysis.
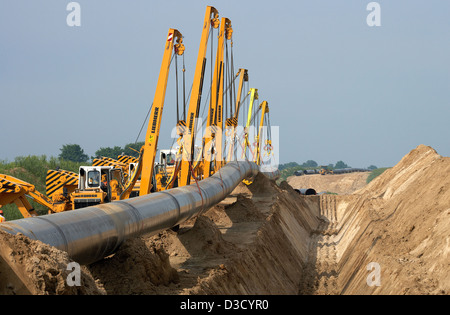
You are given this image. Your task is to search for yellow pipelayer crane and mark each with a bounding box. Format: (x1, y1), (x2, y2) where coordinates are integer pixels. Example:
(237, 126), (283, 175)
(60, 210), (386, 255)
(254, 101), (269, 166)
(177, 6), (220, 187)
(203, 17), (232, 178)
(124, 28), (185, 197)
(242, 88), (259, 160)
(225, 68), (248, 163)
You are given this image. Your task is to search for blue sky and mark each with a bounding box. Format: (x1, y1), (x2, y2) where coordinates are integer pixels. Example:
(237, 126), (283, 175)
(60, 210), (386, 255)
(1, 0), (449, 168)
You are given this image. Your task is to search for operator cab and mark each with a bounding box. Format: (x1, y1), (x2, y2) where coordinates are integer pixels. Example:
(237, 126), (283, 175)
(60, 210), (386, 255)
(159, 150), (177, 166)
(79, 166), (112, 190)
(154, 149), (178, 191)
(75, 166), (124, 208)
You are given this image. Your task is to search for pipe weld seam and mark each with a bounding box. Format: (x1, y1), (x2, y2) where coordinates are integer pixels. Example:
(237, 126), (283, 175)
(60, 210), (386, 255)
(34, 216), (69, 253)
(112, 201), (144, 234)
(158, 191), (182, 225)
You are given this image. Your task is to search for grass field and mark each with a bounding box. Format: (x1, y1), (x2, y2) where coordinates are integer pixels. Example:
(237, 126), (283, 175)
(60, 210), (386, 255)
(0, 155), (84, 220)
(366, 167), (390, 184)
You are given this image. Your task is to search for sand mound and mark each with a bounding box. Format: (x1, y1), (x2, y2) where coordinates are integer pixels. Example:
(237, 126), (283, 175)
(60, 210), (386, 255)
(337, 144), (450, 294)
(297, 145), (449, 295)
(87, 238), (179, 294)
(223, 195), (266, 222)
(247, 172), (280, 197)
(0, 231), (103, 295)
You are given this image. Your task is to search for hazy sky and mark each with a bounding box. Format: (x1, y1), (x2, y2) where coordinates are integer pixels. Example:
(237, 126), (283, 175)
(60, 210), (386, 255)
(1, 0), (449, 168)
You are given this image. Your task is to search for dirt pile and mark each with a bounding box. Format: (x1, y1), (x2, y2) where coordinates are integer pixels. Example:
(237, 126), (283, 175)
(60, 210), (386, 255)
(88, 238), (179, 294)
(301, 145), (450, 295)
(287, 171), (369, 195)
(0, 231), (104, 295)
(337, 145), (450, 294)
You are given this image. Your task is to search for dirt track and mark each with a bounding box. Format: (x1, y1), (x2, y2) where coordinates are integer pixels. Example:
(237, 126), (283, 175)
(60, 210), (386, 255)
(1, 145), (449, 295)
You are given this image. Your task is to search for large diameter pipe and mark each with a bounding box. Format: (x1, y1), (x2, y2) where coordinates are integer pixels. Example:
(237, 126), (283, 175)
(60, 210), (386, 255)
(294, 188), (317, 196)
(0, 161), (258, 265)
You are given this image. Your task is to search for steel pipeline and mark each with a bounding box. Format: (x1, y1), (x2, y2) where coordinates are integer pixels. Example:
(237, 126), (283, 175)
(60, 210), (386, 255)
(0, 161), (258, 265)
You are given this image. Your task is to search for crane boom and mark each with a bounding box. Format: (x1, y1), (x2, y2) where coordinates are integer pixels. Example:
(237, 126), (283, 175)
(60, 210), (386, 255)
(255, 101), (269, 165)
(204, 17), (232, 178)
(178, 6), (219, 187)
(242, 88), (258, 159)
(225, 68), (248, 163)
(0, 174), (53, 218)
(138, 29), (185, 196)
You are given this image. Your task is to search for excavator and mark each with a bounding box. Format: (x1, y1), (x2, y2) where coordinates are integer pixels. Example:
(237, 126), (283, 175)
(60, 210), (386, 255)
(0, 27), (185, 218)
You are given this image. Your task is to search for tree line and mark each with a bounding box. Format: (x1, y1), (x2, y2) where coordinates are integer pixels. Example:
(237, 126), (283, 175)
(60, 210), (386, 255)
(279, 160), (377, 171)
(58, 142), (145, 163)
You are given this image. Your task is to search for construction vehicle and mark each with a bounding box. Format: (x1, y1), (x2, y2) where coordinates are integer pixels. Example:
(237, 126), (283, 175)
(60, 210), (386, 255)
(91, 155), (140, 196)
(71, 165), (125, 208)
(0, 6), (277, 220)
(51, 27), (186, 202)
(203, 17), (231, 178)
(0, 174), (58, 217)
(0, 166), (126, 216)
(128, 29), (185, 197)
(242, 88), (259, 160)
(175, 6), (220, 187)
(319, 166), (334, 175)
(254, 100), (269, 166)
(0, 28), (185, 218)
(42, 27), (186, 206)
(225, 68), (248, 163)
(154, 149), (178, 191)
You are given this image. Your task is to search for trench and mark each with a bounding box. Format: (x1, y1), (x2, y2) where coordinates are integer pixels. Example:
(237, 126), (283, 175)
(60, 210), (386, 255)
(0, 177), (384, 295)
(1, 165), (447, 295)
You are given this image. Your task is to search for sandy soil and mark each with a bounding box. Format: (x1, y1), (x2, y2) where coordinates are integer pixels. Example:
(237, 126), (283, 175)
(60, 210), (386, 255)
(287, 172), (369, 195)
(0, 144), (448, 295)
(0, 231), (104, 295)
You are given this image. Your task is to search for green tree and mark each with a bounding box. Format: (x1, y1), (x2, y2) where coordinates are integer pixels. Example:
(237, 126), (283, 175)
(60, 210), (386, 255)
(58, 144), (89, 162)
(94, 146), (123, 159)
(278, 162), (300, 171)
(335, 160), (350, 169)
(367, 165), (378, 170)
(302, 160), (318, 168)
(367, 168), (390, 184)
(123, 142), (144, 157)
